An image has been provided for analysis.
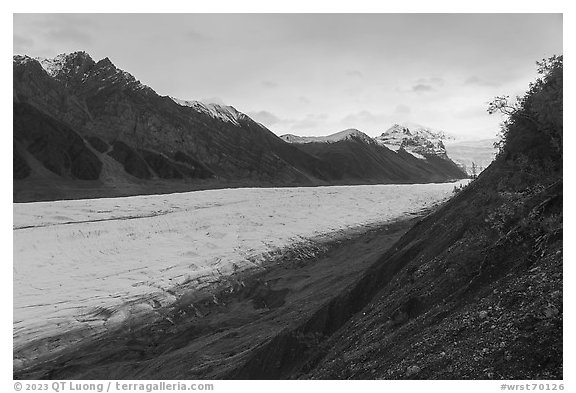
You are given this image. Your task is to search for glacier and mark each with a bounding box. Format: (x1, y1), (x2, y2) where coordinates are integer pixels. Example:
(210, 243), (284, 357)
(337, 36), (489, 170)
(13, 181), (468, 361)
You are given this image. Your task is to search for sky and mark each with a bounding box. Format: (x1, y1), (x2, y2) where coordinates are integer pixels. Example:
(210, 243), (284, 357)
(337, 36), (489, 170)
(13, 13), (563, 140)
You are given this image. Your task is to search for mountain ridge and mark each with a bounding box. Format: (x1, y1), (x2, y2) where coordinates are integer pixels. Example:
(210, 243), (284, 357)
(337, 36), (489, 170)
(13, 52), (467, 202)
(283, 123), (496, 175)
(282, 123), (455, 157)
(280, 129), (375, 145)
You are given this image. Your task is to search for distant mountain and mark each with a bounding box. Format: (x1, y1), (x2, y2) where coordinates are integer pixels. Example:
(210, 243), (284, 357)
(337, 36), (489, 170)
(280, 128), (466, 183)
(374, 123), (453, 158)
(280, 129), (375, 145)
(13, 51), (466, 202)
(373, 123), (498, 175)
(398, 121), (454, 141)
(444, 138), (498, 176)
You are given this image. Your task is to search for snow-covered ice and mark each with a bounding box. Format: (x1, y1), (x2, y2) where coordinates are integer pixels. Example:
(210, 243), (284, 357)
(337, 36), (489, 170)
(13, 182), (468, 354)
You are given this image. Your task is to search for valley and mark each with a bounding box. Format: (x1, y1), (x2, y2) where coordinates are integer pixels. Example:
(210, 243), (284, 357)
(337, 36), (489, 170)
(13, 181), (466, 376)
(11, 22), (562, 381)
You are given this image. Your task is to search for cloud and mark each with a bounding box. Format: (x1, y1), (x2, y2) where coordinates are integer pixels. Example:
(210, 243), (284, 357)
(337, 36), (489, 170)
(343, 86), (364, 96)
(186, 29), (210, 41)
(417, 77), (444, 86)
(261, 80), (278, 88)
(394, 104), (412, 115)
(409, 76), (444, 93)
(46, 27), (93, 45)
(200, 96), (226, 105)
(411, 84), (435, 92)
(298, 96), (310, 104)
(291, 113), (329, 130)
(29, 14), (97, 46)
(346, 69), (363, 78)
(453, 105), (491, 119)
(37, 14), (96, 27)
(13, 35), (34, 52)
(246, 111), (328, 130)
(247, 110), (282, 125)
(341, 110), (392, 126)
(464, 76), (501, 87)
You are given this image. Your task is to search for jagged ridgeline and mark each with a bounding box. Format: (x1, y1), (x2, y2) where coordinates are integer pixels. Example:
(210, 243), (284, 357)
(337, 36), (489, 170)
(13, 52), (466, 202)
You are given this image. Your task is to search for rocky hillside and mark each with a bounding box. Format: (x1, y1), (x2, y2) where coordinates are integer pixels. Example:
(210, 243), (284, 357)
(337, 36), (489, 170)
(296, 172), (562, 379)
(13, 52), (466, 202)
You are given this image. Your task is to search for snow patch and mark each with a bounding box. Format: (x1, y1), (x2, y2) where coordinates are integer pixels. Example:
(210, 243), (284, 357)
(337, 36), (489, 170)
(405, 149), (427, 160)
(171, 97), (245, 126)
(36, 53), (73, 77)
(382, 143), (401, 152)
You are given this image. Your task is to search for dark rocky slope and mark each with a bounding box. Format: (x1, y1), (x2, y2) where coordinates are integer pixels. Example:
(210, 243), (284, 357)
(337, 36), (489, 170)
(13, 52), (466, 202)
(293, 170), (562, 379)
(14, 102), (102, 181)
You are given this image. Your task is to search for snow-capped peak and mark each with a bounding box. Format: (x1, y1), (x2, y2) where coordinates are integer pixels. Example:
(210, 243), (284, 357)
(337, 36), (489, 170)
(170, 97), (245, 126)
(375, 122), (451, 156)
(35, 51), (94, 78)
(326, 129), (374, 144)
(13, 55), (36, 65)
(27, 52), (151, 93)
(280, 129), (374, 144)
(399, 122), (454, 141)
(36, 53), (71, 77)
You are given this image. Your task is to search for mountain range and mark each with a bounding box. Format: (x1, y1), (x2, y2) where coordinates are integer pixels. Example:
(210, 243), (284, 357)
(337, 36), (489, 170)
(280, 127), (466, 184)
(12, 51), (561, 381)
(13, 52), (467, 202)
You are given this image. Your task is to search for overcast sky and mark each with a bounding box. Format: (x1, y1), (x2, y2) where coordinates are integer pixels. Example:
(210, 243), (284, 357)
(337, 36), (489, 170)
(13, 13), (562, 140)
